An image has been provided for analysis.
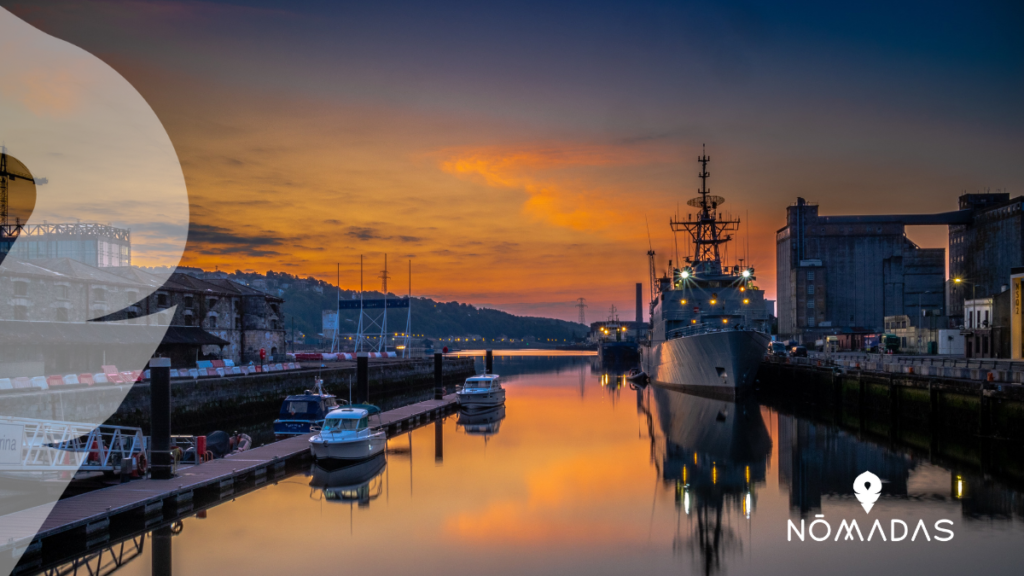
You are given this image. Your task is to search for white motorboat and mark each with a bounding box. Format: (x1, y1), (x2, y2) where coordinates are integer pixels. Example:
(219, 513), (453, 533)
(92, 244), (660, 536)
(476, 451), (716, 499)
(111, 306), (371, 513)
(456, 374), (505, 408)
(309, 405), (386, 461)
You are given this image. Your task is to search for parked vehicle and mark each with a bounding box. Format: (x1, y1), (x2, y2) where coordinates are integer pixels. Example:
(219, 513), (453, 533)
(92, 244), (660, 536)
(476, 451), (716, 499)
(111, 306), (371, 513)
(790, 345), (808, 358)
(768, 342), (788, 358)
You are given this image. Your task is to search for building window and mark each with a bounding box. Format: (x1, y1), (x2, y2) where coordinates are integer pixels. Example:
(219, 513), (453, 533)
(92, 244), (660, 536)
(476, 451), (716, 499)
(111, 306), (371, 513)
(208, 298), (218, 309)
(807, 284), (815, 295)
(807, 271), (815, 281)
(158, 293), (168, 307)
(184, 314), (193, 326)
(807, 300), (815, 308)
(56, 308), (68, 322)
(58, 285), (69, 299)
(14, 306), (27, 320)
(14, 281), (28, 296)
(184, 295), (194, 309)
(807, 316), (816, 327)
(209, 315), (218, 329)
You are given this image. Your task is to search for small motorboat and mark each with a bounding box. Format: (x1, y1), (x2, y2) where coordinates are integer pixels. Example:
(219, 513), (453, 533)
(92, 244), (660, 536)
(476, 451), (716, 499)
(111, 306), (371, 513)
(273, 377), (341, 439)
(309, 405), (386, 462)
(456, 374), (505, 408)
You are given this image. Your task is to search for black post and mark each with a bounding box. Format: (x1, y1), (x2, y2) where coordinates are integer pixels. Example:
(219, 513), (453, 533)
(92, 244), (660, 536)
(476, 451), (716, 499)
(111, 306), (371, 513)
(434, 353), (443, 399)
(152, 524), (173, 576)
(357, 353), (368, 404)
(149, 358), (173, 480)
(485, 349), (493, 375)
(434, 418), (443, 463)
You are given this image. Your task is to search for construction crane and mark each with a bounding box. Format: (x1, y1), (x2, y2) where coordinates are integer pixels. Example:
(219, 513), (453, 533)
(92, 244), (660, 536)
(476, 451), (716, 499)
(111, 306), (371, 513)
(0, 148), (34, 227)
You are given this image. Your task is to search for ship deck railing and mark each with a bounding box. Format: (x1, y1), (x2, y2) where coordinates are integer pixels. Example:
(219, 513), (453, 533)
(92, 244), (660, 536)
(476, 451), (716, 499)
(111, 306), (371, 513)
(665, 323), (768, 340)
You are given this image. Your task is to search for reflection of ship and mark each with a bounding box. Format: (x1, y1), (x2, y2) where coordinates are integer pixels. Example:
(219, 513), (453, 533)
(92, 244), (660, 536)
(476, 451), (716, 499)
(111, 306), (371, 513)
(646, 385), (772, 576)
(643, 149), (770, 400)
(456, 405), (505, 440)
(309, 453), (387, 506)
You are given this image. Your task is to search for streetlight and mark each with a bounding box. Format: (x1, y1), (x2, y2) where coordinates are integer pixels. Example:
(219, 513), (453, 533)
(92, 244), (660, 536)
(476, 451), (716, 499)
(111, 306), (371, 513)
(953, 277), (977, 327)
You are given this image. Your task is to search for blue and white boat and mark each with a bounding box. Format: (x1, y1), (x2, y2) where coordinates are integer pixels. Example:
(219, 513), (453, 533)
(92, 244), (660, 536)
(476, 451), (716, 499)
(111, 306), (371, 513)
(456, 374), (505, 408)
(273, 378), (341, 439)
(309, 405), (386, 461)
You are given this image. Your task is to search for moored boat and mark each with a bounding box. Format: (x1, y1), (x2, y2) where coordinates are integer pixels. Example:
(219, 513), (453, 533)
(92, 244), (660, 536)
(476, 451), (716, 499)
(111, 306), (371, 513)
(273, 377), (341, 439)
(456, 374), (505, 408)
(309, 405), (386, 461)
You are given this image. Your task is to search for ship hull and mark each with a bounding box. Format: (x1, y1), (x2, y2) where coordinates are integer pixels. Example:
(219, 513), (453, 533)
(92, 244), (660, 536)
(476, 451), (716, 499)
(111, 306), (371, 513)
(643, 330), (771, 401)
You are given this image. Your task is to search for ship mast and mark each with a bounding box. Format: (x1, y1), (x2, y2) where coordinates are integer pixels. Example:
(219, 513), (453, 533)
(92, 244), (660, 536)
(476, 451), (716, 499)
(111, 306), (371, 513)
(670, 145), (740, 274)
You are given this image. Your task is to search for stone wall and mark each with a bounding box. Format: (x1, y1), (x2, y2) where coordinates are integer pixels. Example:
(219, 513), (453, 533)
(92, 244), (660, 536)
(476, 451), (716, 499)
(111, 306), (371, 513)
(0, 357), (477, 433)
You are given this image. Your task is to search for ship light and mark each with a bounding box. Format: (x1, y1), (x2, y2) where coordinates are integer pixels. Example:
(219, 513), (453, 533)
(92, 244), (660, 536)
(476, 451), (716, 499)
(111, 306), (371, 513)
(681, 270), (690, 279)
(743, 298), (750, 304)
(723, 319), (729, 324)
(740, 286), (745, 292)
(691, 319), (697, 324)
(681, 299), (687, 305)
(710, 299), (717, 305)
(742, 269), (752, 278)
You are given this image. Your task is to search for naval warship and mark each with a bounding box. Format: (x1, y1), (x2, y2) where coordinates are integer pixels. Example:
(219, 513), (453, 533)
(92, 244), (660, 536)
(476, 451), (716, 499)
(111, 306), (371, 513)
(642, 148), (770, 400)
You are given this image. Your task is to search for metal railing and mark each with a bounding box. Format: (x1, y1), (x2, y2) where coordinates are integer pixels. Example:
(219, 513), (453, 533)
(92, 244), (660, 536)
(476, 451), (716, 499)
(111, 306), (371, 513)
(0, 416), (146, 473)
(665, 322), (768, 340)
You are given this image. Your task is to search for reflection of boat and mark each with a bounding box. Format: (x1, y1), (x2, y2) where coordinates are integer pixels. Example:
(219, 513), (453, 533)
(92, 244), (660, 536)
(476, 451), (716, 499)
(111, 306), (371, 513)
(456, 405), (505, 438)
(456, 374), (505, 408)
(273, 377), (341, 439)
(646, 385), (772, 576)
(309, 405), (386, 461)
(643, 149), (770, 400)
(309, 453), (387, 505)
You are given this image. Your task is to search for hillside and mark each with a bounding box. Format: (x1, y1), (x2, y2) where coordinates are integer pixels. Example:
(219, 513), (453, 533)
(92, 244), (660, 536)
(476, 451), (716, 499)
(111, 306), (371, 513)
(183, 269), (587, 344)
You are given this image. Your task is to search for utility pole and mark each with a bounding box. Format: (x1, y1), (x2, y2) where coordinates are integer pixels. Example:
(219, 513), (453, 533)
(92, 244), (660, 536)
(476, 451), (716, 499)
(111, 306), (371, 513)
(575, 297), (588, 325)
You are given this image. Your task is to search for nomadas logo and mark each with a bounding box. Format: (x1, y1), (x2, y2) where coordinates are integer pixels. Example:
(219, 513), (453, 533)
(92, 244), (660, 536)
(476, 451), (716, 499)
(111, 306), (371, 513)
(787, 470), (954, 543)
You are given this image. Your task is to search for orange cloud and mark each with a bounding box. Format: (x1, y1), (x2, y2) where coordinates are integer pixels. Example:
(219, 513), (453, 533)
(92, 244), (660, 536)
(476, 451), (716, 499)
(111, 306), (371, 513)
(441, 144), (675, 234)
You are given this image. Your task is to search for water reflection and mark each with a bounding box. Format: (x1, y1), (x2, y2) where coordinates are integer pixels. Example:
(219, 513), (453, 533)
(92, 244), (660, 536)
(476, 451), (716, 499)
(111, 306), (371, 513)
(646, 387), (771, 575)
(19, 354), (1024, 576)
(457, 406), (506, 442)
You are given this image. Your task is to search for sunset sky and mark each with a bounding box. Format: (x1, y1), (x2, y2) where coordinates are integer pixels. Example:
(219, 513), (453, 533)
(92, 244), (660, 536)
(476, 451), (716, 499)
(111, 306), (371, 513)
(6, 0), (1023, 321)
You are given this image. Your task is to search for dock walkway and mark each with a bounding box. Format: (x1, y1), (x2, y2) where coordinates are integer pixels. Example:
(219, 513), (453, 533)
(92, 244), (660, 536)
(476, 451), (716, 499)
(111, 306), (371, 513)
(0, 394), (459, 558)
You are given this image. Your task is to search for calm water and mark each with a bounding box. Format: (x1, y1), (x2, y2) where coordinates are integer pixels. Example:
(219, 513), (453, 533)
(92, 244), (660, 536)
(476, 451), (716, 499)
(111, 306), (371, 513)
(41, 355), (1024, 575)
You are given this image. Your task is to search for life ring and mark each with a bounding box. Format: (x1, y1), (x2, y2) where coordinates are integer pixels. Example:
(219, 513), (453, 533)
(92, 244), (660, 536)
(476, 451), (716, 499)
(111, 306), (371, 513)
(136, 451), (148, 475)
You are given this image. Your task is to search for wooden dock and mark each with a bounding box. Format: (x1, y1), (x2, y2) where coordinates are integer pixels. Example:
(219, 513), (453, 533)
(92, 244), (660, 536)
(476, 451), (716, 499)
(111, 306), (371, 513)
(1, 394), (459, 567)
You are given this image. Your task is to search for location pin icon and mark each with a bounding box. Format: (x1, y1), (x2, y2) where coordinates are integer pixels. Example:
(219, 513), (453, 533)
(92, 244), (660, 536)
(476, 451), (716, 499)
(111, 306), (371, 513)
(853, 471), (883, 513)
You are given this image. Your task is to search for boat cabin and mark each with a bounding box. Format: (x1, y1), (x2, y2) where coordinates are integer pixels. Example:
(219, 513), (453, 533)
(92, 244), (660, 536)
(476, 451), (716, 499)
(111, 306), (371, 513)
(279, 394), (339, 422)
(322, 405), (381, 433)
(463, 375), (502, 390)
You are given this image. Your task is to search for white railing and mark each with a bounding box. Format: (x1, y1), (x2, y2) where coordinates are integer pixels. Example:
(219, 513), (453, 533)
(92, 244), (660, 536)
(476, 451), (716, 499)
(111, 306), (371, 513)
(0, 416), (146, 473)
(666, 322), (768, 340)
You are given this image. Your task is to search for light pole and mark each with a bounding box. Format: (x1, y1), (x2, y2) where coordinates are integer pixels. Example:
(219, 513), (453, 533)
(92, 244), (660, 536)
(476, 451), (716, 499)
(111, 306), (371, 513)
(953, 277), (976, 327)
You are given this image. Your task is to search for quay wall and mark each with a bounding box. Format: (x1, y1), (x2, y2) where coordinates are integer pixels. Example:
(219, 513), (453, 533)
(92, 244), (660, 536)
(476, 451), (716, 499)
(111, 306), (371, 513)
(0, 358), (477, 433)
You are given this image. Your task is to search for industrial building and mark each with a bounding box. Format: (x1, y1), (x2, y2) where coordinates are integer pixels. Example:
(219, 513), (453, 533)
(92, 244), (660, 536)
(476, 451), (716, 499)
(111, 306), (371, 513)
(776, 198), (953, 345)
(0, 222), (131, 267)
(0, 256), (286, 372)
(777, 193), (1024, 359)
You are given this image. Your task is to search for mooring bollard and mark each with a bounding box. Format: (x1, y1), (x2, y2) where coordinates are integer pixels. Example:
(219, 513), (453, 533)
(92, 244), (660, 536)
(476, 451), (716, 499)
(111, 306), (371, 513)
(149, 358), (173, 480)
(485, 349), (493, 375)
(434, 352), (443, 399)
(357, 352), (368, 403)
